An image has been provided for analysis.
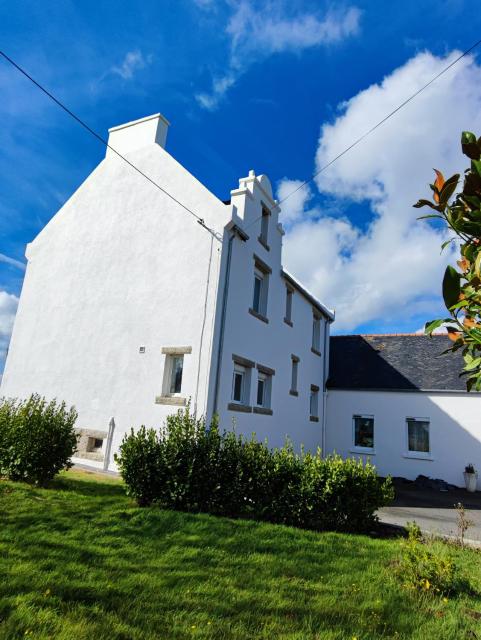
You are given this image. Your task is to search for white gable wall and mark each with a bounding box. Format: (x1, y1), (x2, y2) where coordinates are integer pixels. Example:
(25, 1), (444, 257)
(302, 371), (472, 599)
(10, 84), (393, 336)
(326, 389), (481, 488)
(1, 133), (229, 468)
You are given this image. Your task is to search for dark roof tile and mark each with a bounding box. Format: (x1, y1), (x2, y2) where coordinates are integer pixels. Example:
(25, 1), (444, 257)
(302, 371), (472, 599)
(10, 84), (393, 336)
(328, 334), (471, 392)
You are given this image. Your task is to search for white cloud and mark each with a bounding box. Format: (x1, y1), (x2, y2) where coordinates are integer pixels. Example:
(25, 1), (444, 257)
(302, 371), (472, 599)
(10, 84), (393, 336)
(0, 291), (19, 373)
(282, 50), (481, 332)
(196, 2), (361, 110)
(111, 50), (152, 80)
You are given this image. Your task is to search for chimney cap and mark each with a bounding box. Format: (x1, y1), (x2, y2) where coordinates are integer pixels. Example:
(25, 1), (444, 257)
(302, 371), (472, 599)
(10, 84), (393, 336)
(106, 112), (170, 157)
(108, 112), (170, 133)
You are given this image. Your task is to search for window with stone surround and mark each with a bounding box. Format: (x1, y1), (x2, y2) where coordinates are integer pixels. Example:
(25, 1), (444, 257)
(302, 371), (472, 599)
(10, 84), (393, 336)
(155, 346), (192, 406)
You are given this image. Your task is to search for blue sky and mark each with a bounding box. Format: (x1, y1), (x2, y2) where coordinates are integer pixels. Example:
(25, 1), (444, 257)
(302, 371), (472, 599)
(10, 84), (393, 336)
(1, 0), (481, 371)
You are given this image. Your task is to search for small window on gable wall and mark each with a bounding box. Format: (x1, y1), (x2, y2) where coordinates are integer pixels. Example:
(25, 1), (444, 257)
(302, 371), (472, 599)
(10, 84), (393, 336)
(285, 287), (293, 325)
(310, 386), (319, 420)
(259, 206), (270, 248)
(312, 315), (321, 352)
(290, 356), (299, 394)
(253, 269), (264, 314)
(169, 355), (183, 394)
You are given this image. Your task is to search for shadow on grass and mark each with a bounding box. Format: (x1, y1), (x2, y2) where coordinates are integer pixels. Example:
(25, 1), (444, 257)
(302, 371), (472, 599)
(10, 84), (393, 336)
(1, 473), (480, 640)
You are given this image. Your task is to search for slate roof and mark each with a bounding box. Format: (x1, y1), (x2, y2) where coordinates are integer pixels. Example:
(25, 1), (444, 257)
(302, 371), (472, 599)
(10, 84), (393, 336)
(328, 334), (471, 392)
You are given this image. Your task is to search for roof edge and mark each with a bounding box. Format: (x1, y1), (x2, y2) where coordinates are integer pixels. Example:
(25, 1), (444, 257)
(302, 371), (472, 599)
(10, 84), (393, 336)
(281, 269), (334, 321)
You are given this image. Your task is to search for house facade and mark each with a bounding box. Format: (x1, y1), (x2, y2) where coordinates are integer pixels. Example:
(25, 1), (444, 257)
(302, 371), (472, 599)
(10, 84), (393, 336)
(325, 335), (481, 489)
(0, 113), (333, 470)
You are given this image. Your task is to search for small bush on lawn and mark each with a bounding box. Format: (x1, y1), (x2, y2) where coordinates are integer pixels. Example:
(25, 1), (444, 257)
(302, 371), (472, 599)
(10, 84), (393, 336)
(397, 522), (462, 595)
(115, 408), (394, 532)
(0, 394), (78, 486)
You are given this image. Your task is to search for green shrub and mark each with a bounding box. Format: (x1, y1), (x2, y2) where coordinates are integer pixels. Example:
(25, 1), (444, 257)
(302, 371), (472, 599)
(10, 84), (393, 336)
(398, 523), (461, 595)
(116, 409), (393, 532)
(0, 394), (78, 486)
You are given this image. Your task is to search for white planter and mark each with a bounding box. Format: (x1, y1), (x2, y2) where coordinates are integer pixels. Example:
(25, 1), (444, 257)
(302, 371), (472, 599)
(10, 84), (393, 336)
(464, 472), (478, 493)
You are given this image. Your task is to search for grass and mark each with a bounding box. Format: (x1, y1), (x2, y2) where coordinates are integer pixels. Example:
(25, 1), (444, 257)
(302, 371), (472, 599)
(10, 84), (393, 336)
(0, 470), (480, 640)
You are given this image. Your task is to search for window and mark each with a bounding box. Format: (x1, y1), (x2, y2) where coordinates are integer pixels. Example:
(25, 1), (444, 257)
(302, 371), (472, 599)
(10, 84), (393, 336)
(310, 385), (319, 421)
(253, 270), (264, 313)
(285, 287), (293, 325)
(249, 255), (271, 321)
(312, 315), (321, 353)
(290, 355), (299, 395)
(407, 418), (430, 454)
(157, 347), (192, 405)
(228, 354), (254, 411)
(169, 355), (183, 394)
(259, 206), (270, 248)
(353, 415), (374, 450)
(254, 363), (274, 414)
(232, 365), (246, 403)
(257, 373), (266, 406)
(87, 437), (104, 453)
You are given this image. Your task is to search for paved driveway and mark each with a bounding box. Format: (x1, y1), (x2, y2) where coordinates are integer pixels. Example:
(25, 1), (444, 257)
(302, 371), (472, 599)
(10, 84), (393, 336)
(378, 480), (481, 545)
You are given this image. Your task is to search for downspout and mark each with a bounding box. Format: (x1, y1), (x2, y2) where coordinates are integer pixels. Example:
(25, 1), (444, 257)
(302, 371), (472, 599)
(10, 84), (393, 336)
(212, 230), (235, 416)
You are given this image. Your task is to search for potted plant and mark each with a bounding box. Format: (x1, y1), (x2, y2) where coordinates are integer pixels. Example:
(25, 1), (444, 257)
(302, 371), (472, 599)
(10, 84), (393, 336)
(464, 463), (478, 493)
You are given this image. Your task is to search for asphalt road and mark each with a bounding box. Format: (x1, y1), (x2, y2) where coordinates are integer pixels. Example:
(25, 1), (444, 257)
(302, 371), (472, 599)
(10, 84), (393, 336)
(378, 480), (481, 545)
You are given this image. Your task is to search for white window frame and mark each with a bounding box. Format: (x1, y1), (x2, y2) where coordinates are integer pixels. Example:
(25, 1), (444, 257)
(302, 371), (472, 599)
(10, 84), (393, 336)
(232, 364), (246, 404)
(351, 414), (375, 455)
(256, 372), (266, 407)
(404, 417), (432, 460)
(253, 269), (264, 314)
(162, 354), (185, 398)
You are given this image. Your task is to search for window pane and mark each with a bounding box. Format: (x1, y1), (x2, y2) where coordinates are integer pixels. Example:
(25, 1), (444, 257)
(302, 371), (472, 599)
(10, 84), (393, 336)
(310, 390), (318, 417)
(312, 318), (320, 350)
(286, 290), (292, 321)
(170, 356), (183, 394)
(257, 378), (265, 406)
(291, 361), (298, 391)
(261, 212), (269, 241)
(354, 416), (374, 448)
(233, 372), (243, 402)
(408, 420), (430, 452)
(253, 276), (262, 312)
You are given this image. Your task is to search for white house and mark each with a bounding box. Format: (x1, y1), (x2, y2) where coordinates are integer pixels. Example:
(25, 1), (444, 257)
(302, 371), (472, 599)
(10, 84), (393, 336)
(2, 112), (481, 489)
(0, 113), (334, 470)
(325, 334), (481, 489)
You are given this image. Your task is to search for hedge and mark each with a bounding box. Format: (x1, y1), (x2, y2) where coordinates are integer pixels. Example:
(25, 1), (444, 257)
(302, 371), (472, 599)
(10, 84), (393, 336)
(115, 408), (394, 532)
(0, 394), (78, 485)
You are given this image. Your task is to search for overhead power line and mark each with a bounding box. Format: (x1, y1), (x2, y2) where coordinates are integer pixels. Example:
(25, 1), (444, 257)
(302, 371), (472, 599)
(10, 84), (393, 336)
(277, 37), (481, 207)
(0, 50), (219, 239)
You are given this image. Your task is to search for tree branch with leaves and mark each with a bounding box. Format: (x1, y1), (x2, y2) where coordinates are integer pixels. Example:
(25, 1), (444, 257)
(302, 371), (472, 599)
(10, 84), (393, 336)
(414, 131), (481, 391)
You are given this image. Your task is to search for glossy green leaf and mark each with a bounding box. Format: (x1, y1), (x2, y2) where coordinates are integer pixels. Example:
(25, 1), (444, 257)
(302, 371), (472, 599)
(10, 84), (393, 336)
(442, 265), (461, 310)
(462, 131), (481, 160)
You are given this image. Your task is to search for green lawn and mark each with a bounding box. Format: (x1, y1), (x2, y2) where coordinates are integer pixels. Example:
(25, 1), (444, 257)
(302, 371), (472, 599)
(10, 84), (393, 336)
(1, 471), (480, 640)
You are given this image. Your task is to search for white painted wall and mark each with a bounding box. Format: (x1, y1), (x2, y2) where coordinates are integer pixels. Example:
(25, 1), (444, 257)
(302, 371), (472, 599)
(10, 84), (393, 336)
(1, 115), (229, 469)
(211, 172), (332, 451)
(326, 389), (481, 488)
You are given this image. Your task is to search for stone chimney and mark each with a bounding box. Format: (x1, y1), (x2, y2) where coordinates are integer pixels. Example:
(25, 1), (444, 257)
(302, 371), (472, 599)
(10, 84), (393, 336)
(106, 113), (170, 158)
